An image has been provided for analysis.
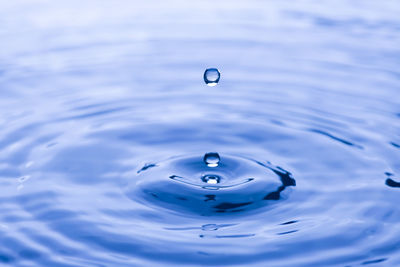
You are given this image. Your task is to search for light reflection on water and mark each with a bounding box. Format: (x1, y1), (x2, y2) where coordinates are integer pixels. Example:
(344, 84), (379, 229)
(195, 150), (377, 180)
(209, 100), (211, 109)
(0, 0), (400, 266)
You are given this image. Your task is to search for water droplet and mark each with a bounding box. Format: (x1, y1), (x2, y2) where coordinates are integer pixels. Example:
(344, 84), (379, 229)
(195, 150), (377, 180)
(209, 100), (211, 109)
(203, 152), (220, 167)
(204, 68), (220, 86)
(202, 174), (221, 184)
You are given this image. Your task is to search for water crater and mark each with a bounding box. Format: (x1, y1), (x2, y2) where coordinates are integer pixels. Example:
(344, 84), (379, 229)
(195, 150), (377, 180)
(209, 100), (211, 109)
(126, 153), (296, 215)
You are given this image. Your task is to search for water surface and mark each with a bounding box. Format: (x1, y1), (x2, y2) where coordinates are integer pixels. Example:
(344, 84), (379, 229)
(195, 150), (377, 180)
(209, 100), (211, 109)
(0, 0), (400, 266)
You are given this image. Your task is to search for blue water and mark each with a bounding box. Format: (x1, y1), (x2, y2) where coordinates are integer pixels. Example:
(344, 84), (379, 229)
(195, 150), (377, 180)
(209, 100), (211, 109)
(1, 1), (400, 266)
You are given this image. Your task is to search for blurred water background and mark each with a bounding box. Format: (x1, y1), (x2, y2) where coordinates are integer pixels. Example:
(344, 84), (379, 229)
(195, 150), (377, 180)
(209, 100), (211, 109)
(0, 0), (400, 266)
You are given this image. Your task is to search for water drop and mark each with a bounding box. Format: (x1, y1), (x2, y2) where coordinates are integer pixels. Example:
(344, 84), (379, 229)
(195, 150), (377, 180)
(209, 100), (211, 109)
(204, 68), (220, 86)
(202, 174), (221, 184)
(203, 152), (220, 167)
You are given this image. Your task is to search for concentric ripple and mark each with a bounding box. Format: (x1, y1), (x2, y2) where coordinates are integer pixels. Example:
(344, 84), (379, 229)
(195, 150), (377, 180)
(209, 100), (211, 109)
(126, 153), (295, 215)
(1, 0), (400, 266)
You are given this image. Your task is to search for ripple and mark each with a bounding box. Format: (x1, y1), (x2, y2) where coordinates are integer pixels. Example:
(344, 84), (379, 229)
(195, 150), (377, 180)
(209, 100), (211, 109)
(1, 0), (400, 266)
(390, 142), (400, 149)
(125, 153), (295, 216)
(309, 129), (363, 149)
(386, 178), (400, 188)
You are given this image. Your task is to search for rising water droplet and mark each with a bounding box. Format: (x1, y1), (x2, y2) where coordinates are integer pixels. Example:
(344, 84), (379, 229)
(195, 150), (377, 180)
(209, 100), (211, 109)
(204, 68), (220, 86)
(202, 174), (221, 184)
(203, 152), (220, 167)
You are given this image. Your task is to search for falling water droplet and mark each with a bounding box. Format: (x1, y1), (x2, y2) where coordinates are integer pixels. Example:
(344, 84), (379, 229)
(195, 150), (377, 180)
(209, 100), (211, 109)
(203, 152), (220, 167)
(202, 174), (221, 184)
(204, 68), (220, 86)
